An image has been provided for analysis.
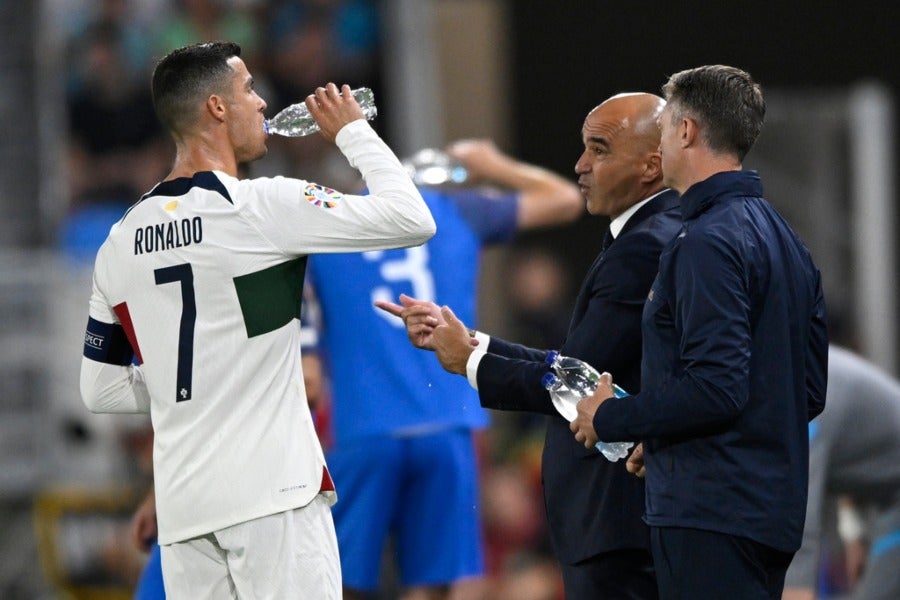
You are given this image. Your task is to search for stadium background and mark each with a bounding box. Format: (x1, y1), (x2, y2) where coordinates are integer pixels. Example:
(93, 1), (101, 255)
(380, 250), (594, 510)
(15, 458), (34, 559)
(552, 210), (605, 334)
(0, 1), (896, 598)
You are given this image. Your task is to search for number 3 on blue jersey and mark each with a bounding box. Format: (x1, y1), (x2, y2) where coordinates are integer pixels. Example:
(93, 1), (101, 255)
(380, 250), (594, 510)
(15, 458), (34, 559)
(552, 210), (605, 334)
(364, 246), (435, 327)
(154, 263), (196, 401)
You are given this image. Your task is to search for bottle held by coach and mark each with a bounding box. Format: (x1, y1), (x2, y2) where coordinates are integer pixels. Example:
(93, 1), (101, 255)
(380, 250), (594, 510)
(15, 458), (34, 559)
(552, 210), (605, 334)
(264, 87), (378, 137)
(543, 351), (634, 461)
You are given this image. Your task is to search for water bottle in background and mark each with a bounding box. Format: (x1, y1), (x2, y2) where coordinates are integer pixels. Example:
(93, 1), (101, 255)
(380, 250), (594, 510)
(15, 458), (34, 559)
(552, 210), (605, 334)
(264, 87), (378, 137)
(402, 148), (469, 186)
(543, 350), (634, 461)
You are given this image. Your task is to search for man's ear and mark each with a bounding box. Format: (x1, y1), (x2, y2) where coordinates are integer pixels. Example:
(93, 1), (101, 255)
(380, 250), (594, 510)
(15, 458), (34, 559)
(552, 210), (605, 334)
(642, 152), (662, 183)
(680, 116), (698, 148)
(206, 94), (227, 123)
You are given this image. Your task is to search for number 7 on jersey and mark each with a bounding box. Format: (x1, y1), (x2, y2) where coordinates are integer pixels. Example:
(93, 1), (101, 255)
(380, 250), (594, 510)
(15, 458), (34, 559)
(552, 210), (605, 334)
(154, 263), (196, 402)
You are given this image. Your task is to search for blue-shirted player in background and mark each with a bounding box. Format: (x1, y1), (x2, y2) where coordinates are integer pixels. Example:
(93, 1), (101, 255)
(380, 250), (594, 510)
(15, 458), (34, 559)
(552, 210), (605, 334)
(308, 139), (582, 599)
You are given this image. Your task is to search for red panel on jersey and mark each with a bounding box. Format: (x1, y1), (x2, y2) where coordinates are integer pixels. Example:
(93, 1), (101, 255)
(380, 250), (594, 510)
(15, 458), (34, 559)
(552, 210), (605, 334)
(320, 466), (335, 493)
(113, 302), (144, 364)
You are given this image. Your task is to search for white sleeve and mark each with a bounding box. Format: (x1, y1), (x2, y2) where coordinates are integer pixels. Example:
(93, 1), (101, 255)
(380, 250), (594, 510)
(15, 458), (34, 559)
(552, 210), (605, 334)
(466, 347), (488, 390)
(79, 255), (151, 414)
(80, 359), (150, 414)
(244, 120), (436, 255)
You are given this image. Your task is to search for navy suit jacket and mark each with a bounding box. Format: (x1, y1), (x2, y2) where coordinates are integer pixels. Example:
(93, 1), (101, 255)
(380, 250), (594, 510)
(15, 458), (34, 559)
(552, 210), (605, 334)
(476, 189), (681, 564)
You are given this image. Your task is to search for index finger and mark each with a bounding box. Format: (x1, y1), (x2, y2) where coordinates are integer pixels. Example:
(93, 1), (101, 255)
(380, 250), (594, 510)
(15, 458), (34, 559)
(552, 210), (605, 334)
(374, 300), (403, 317)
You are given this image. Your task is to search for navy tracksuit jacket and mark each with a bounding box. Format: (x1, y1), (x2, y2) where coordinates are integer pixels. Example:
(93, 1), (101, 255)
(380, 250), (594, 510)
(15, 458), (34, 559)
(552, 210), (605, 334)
(594, 170), (828, 553)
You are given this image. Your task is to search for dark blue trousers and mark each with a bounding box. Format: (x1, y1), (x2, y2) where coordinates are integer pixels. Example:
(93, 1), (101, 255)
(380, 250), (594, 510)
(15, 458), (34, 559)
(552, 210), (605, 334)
(561, 548), (658, 599)
(650, 527), (794, 600)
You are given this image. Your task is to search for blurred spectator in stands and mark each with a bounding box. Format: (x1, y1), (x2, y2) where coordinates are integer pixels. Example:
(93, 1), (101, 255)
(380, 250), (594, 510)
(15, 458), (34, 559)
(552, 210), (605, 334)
(480, 462), (552, 575)
(256, 0), (380, 191)
(61, 2), (172, 272)
(65, 19), (171, 213)
(64, 0), (159, 82)
(153, 0), (262, 62)
(263, 0), (378, 108)
(492, 552), (563, 600)
(504, 246), (573, 353)
(484, 247), (573, 473)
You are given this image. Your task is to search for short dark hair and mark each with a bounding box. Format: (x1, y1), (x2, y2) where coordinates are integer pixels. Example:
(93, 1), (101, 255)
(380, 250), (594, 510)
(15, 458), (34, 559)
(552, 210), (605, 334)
(151, 41), (242, 136)
(662, 65), (765, 161)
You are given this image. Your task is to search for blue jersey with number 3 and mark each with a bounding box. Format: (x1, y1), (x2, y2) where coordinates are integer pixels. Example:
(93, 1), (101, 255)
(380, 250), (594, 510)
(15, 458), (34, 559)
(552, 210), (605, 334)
(309, 187), (518, 443)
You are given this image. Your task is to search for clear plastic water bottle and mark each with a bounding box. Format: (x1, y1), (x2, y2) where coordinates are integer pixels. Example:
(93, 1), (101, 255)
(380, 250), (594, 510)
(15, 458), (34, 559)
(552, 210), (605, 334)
(543, 350), (634, 461)
(264, 87), (378, 137)
(402, 148), (469, 186)
(541, 372), (586, 420)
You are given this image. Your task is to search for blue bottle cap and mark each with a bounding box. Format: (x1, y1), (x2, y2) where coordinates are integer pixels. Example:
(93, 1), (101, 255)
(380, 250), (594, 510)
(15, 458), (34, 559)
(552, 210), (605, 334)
(545, 350), (559, 365)
(612, 383), (629, 398)
(541, 372), (558, 389)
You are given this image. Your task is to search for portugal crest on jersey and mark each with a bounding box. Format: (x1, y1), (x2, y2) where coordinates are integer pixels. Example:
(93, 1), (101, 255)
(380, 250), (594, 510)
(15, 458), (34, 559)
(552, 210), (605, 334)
(304, 183), (342, 208)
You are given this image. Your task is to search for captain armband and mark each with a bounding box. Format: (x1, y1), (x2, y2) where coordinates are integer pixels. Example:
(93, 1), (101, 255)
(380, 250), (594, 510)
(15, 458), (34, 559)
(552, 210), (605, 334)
(83, 317), (135, 365)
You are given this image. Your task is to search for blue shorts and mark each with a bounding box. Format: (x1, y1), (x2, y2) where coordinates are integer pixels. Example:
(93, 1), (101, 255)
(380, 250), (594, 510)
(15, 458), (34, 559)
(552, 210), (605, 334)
(134, 542), (165, 599)
(327, 427), (484, 590)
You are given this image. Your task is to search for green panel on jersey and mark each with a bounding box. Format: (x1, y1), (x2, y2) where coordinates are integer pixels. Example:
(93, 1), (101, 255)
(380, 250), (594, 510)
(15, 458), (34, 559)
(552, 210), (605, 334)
(233, 257), (308, 338)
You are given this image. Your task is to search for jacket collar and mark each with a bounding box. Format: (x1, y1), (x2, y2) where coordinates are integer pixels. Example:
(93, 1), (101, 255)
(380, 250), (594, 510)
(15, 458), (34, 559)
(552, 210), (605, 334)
(618, 188), (680, 238)
(680, 170), (761, 221)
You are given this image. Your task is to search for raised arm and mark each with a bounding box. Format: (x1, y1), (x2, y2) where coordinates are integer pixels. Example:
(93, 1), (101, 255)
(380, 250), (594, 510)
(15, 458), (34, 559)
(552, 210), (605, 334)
(448, 139), (583, 229)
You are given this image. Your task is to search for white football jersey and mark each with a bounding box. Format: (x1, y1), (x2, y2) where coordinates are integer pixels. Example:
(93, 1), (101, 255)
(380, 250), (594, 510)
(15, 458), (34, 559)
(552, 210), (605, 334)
(80, 120), (435, 544)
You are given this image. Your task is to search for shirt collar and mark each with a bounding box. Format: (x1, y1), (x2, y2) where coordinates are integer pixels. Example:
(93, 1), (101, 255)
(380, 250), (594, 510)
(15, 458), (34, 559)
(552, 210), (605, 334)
(609, 188), (670, 238)
(680, 170), (762, 221)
